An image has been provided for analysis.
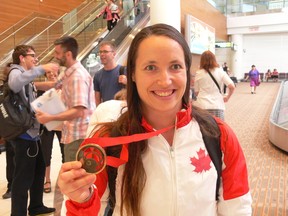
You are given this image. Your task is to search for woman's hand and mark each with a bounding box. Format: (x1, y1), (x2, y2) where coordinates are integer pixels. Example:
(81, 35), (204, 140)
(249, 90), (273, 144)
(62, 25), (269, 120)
(58, 161), (96, 203)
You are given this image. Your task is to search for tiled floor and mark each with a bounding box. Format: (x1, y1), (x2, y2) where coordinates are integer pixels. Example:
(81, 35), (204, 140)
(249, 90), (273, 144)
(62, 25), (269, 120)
(0, 141), (63, 216)
(0, 82), (287, 216)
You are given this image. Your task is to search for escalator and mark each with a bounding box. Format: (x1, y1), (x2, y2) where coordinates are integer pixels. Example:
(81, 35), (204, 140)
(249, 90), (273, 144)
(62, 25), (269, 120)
(0, 1), (150, 80)
(0, 0), (106, 72)
(37, 1), (107, 64)
(78, 1), (150, 77)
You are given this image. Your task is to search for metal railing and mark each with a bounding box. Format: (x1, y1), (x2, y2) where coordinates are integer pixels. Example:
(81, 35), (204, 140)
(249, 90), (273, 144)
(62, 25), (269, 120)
(210, 0), (288, 16)
(0, 15), (57, 60)
(80, 1), (151, 77)
(0, 0), (105, 71)
(36, 0), (106, 64)
(0, 12), (53, 41)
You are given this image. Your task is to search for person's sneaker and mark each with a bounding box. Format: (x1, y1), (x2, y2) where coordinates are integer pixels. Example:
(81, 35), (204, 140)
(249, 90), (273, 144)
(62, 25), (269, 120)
(29, 206), (56, 216)
(2, 190), (11, 199)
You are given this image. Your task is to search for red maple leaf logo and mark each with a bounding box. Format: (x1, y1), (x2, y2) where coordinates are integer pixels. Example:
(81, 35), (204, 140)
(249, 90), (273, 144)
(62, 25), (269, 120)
(190, 148), (212, 173)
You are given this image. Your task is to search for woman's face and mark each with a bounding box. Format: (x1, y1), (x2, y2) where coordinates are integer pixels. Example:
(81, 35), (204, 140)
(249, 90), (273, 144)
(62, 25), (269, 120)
(46, 70), (58, 81)
(133, 35), (187, 115)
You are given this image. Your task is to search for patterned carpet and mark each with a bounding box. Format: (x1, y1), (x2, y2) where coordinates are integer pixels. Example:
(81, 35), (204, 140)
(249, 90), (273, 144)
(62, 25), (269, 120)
(225, 82), (288, 216)
(53, 82), (288, 216)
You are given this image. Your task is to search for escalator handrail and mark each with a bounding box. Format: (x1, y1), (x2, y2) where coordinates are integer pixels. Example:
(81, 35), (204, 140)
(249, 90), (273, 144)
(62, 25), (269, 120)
(78, 2), (150, 64)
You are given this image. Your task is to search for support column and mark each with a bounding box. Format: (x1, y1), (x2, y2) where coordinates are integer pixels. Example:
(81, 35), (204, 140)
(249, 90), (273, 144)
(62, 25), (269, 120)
(231, 34), (243, 80)
(150, 0), (181, 31)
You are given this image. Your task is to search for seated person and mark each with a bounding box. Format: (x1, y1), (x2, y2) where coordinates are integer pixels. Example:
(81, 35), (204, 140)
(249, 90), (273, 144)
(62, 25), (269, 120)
(271, 68), (279, 82)
(265, 69), (272, 82)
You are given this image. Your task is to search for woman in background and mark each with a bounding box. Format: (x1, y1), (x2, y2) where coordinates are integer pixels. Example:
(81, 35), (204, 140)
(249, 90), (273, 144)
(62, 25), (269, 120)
(36, 70), (64, 193)
(194, 50), (235, 120)
(265, 69), (271, 82)
(96, 0), (120, 31)
(245, 64), (260, 94)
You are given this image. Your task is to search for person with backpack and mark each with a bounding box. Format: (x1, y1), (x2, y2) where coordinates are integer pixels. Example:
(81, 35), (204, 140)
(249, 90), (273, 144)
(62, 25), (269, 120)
(7, 45), (59, 216)
(57, 24), (252, 216)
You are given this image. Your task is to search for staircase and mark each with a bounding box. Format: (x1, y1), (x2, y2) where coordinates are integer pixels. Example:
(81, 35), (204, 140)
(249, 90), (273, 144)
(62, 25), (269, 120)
(0, 14), (58, 64)
(0, 0), (106, 74)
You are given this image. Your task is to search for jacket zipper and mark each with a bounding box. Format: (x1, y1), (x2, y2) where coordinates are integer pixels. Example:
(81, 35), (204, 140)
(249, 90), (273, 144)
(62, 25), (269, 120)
(169, 122), (178, 216)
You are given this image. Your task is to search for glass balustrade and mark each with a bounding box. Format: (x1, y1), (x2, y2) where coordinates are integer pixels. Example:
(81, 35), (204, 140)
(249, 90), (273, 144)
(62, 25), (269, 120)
(0, 0), (104, 71)
(208, 0), (288, 16)
(80, 1), (150, 77)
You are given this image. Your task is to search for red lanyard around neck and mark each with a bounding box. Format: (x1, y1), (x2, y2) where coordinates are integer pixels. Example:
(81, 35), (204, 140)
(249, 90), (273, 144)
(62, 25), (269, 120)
(78, 124), (175, 172)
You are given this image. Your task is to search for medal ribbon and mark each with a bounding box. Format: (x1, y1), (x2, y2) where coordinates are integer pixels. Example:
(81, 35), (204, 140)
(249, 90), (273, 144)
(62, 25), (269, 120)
(79, 105), (191, 170)
(80, 125), (175, 168)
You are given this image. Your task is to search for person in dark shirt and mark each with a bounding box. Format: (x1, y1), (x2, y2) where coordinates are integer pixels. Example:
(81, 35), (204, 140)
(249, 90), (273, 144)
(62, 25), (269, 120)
(222, 62), (229, 94)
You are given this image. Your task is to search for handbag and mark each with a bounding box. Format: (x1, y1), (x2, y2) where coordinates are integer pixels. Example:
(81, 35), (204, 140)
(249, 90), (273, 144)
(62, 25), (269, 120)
(207, 69), (221, 94)
(103, 10), (107, 19)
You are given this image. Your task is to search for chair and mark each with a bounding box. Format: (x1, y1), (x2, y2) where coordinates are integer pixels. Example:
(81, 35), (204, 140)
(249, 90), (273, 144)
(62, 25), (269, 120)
(279, 73), (285, 80)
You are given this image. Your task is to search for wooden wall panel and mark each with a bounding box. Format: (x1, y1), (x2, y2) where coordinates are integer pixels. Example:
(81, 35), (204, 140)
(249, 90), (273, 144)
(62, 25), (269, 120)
(181, 0), (227, 41)
(181, 0), (228, 73)
(0, 0), (85, 32)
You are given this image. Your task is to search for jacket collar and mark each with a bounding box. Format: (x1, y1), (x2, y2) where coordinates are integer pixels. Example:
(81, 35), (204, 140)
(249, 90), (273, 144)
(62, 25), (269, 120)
(141, 105), (192, 132)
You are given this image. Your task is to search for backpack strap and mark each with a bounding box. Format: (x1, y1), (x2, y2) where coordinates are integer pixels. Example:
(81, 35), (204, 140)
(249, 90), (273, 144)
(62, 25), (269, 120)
(119, 65), (125, 76)
(199, 116), (222, 200)
(8, 67), (31, 107)
(119, 66), (126, 89)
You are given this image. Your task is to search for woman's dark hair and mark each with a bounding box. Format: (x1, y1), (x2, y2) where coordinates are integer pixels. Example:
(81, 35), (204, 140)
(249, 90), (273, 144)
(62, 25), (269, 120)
(120, 23), (192, 216)
(126, 24), (192, 113)
(96, 24), (219, 216)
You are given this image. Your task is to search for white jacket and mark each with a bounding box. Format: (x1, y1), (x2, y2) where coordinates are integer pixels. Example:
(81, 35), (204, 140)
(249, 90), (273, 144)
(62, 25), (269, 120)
(67, 108), (252, 216)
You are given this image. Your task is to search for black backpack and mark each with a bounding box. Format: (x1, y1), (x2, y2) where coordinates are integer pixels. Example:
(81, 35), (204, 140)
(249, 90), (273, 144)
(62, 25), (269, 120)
(200, 116), (222, 200)
(0, 69), (34, 140)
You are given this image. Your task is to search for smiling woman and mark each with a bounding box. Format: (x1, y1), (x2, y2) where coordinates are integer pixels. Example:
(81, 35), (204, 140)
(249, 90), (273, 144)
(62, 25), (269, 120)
(133, 35), (187, 125)
(57, 24), (252, 216)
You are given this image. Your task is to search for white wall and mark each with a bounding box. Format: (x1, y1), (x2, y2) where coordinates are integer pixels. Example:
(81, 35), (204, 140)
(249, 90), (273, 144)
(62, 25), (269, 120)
(242, 33), (288, 74)
(215, 32), (288, 79)
(215, 48), (233, 72)
(227, 12), (288, 35)
(223, 12), (288, 79)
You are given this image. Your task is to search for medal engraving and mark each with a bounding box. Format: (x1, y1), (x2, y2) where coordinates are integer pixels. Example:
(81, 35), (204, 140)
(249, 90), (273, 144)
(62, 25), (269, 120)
(83, 158), (97, 173)
(76, 144), (106, 174)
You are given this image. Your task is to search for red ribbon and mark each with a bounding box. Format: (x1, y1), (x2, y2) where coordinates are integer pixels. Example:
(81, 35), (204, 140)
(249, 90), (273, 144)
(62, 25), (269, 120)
(80, 125), (175, 168)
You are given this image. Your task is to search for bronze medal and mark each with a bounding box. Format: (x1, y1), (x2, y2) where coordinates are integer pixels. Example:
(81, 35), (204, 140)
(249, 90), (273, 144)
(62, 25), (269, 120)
(76, 144), (106, 174)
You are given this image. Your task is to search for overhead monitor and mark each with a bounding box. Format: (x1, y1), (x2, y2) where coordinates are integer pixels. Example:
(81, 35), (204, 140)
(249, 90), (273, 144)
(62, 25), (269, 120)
(215, 41), (233, 48)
